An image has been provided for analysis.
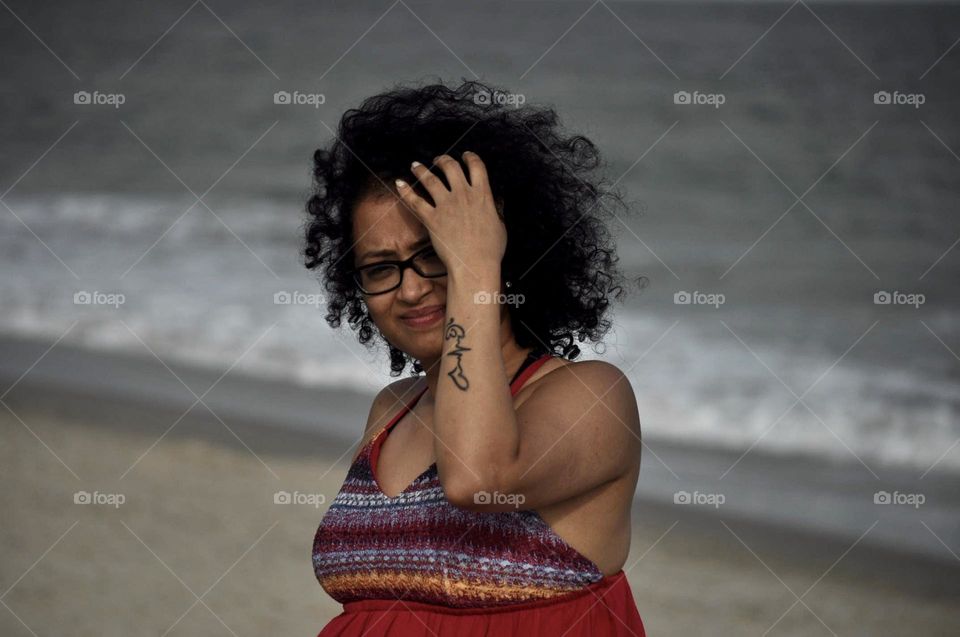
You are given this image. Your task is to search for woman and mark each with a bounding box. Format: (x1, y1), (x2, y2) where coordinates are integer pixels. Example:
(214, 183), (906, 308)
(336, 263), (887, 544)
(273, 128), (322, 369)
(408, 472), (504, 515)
(304, 79), (646, 636)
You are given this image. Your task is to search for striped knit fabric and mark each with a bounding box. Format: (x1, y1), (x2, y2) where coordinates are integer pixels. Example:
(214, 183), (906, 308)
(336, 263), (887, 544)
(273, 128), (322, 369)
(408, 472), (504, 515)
(312, 354), (606, 609)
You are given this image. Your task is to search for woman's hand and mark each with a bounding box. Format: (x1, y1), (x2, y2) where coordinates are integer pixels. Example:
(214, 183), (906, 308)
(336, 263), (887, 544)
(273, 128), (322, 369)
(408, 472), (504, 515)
(395, 151), (505, 278)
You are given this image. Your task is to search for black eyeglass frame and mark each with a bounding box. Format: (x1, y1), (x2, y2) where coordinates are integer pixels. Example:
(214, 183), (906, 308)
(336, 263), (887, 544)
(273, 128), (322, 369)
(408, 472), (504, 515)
(349, 245), (447, 296)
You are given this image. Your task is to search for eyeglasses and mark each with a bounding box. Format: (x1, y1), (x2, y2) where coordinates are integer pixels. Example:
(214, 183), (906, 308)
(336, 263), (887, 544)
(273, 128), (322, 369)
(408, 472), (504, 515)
(350, 245), (447, 295)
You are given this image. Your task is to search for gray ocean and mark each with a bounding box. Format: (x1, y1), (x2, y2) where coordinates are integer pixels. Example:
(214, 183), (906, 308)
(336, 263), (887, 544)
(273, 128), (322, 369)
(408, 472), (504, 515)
(1, 0), (958, 479)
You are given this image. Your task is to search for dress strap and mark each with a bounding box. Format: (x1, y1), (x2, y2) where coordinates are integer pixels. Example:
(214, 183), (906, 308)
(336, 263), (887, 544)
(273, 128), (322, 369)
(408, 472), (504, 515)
(381, 386), (429, 435)
(509, 350), (553, 394)
(509, 348), (543, 385)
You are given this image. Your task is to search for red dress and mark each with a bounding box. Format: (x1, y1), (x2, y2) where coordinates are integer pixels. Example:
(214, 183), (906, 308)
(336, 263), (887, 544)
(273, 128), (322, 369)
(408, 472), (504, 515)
(312, 351), (647, 636)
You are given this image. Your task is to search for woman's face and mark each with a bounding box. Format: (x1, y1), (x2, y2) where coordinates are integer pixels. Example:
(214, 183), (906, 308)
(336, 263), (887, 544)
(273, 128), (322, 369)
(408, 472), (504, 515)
(352, 192), (449, 361)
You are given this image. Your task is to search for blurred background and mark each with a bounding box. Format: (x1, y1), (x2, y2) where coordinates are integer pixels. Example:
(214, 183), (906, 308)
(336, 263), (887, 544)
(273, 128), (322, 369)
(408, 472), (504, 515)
(1, 0), (958, 635)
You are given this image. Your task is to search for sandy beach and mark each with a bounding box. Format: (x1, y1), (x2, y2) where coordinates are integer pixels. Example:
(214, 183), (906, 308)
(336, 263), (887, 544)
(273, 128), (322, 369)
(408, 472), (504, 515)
(1, 337), (958, 636)
(2, 0), (958, 633)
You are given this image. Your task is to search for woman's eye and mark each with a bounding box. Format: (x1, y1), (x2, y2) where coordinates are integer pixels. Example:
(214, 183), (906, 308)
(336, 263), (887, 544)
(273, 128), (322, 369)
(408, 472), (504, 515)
(366, 266), (392, 279)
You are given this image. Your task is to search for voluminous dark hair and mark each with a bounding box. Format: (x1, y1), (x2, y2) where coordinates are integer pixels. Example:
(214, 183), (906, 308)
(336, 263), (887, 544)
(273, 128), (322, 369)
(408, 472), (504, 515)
(302, 78), (641, 376)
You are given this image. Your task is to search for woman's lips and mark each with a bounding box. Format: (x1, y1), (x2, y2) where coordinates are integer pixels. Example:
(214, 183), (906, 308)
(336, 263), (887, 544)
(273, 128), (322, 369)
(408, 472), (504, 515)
(401, 306), (445, 328)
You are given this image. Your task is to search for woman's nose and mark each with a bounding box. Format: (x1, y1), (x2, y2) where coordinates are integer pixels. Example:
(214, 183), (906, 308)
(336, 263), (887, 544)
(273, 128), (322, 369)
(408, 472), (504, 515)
(396, 267), (433, 301)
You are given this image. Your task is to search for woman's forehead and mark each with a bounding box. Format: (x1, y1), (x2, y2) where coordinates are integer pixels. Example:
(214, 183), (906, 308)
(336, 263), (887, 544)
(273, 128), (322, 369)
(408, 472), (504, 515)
(352, 194), (425, 255)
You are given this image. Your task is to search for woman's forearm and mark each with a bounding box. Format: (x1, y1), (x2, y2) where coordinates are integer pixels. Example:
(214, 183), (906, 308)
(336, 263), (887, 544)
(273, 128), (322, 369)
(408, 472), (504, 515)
(433, 263), (519, 499)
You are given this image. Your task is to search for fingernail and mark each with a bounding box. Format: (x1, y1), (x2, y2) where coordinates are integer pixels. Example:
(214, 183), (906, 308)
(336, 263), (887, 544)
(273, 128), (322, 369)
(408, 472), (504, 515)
(395, 179), (407, 189)
(411, 161), (422, 169)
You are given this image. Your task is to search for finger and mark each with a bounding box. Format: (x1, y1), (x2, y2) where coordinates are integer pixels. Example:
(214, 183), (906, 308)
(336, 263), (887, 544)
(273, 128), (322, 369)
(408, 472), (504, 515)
(432, 154), (469, 192)
(394, 178), (433, 220)
(410, 160), (449, 204)
(460, 151), (490, 191)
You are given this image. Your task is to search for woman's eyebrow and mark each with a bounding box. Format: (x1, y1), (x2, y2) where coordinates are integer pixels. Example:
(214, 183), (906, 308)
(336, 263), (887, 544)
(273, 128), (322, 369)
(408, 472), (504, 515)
(359, 237), (431, 261)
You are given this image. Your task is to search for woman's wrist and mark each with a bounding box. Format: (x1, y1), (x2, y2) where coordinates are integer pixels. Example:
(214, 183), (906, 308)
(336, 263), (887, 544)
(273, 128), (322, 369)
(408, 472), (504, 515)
(446, 262), (503, 294)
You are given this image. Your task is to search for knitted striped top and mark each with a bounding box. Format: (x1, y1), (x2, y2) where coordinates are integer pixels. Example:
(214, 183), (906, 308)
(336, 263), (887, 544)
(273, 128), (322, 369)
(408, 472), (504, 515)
(312, 351), (606, 609)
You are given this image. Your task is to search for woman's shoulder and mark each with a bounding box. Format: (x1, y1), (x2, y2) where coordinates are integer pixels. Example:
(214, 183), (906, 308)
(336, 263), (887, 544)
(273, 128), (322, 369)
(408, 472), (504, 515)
(519, 356), (639, 430)
(351, 376), (425, 462)
(526, 356), (631, 396)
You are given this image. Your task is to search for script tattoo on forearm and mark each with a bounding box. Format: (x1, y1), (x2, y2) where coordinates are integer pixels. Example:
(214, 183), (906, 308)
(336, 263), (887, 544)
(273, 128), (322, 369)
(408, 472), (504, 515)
(444, 317), (471, 391)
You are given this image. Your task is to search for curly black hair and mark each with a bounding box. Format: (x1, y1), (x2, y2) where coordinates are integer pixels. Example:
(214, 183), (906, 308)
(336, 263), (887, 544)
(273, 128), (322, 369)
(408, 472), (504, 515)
(302, 78), (642, 377)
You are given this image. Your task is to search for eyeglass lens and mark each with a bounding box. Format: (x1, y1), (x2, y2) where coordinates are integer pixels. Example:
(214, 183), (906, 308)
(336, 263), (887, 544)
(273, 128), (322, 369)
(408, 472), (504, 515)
(357, 249), (446, 293)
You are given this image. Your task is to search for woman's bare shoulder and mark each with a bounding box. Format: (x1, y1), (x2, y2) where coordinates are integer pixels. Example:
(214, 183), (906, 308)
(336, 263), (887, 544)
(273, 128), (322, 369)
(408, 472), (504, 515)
(524, 356), (629, 395)
(521, 357), (639, 432)
(351, 376), (425, 462)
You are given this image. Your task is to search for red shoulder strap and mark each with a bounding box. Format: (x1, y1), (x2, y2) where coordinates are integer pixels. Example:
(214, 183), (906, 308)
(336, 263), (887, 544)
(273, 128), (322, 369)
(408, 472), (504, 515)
(383, 385), (428, 433)
(509, 353), (553, 395)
